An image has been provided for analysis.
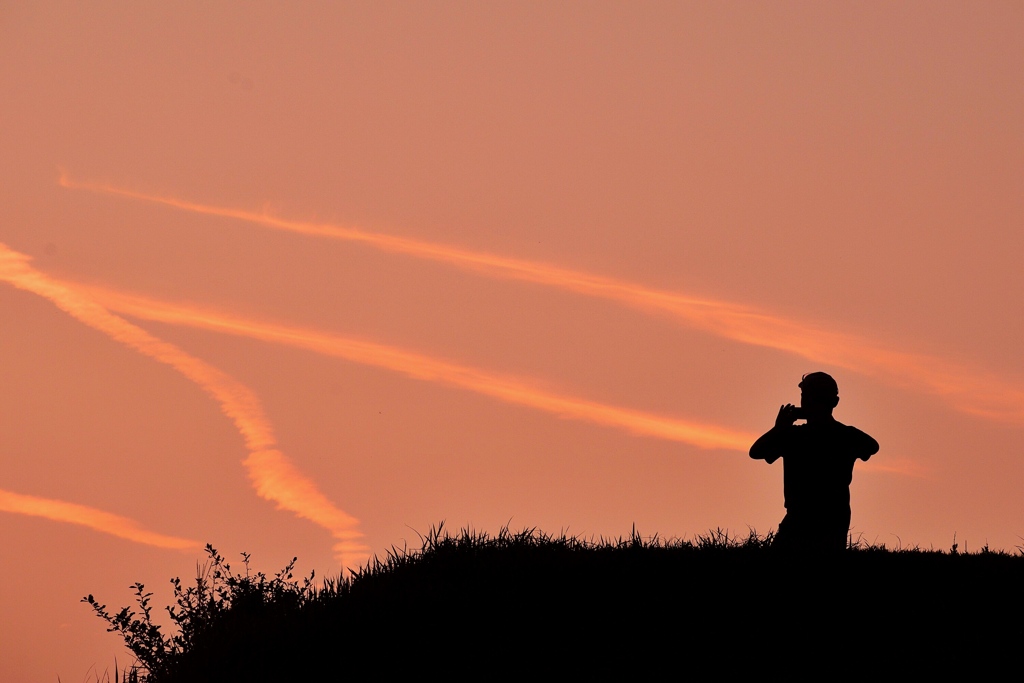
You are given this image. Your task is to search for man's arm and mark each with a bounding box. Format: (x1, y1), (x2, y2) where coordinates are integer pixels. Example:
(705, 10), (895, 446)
(847, 426), (880, 461)
(749, 404), (798, 464)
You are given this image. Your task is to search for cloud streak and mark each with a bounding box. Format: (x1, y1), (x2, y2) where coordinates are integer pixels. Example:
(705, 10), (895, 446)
(58, 174), (1024, 426)
(0, 488), (198, 549)
(0, 244), (368, 567)
(81, 285), (757, 452)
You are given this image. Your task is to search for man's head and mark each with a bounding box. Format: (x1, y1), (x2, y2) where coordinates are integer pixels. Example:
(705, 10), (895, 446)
(799, 372), (839, 417)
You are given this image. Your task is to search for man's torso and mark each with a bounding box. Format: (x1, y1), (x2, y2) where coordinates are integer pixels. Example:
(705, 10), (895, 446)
(781, 421), (872, 514)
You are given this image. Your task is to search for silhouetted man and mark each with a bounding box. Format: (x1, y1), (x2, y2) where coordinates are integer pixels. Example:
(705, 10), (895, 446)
(750, 372), (878, 552)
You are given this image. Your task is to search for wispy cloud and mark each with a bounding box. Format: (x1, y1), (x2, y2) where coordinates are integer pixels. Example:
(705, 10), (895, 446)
(0, 244), (368, 567)
(82, 285), (757, 452)
(0, 488), (198, 550)
(58, 174), (1024, 426)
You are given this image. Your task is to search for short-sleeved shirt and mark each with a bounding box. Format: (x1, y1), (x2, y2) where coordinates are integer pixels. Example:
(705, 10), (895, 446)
(775, 421), (878, 515)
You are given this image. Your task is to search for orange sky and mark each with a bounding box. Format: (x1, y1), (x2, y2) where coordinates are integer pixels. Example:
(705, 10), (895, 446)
(2, 4), (1023, 680)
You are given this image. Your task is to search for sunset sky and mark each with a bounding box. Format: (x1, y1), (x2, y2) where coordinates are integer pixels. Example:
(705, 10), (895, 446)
(2, 3), (1023, 680)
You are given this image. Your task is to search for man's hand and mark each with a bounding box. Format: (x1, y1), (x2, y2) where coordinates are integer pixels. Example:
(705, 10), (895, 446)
(775, 403), (799, 429)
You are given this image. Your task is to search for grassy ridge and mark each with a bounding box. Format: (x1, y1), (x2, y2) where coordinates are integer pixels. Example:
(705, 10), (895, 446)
(89, 525), (1024, 680)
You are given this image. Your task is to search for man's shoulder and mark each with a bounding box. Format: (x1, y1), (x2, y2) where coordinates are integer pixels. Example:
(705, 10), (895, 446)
(833, 421), (871, 436)
(831, 421), (880, 455)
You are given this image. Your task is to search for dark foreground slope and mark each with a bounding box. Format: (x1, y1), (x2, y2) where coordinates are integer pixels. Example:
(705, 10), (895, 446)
(91, 526), (1024, 681)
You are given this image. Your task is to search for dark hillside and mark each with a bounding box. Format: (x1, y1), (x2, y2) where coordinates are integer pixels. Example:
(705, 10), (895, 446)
(89, 526), (1024, 680)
